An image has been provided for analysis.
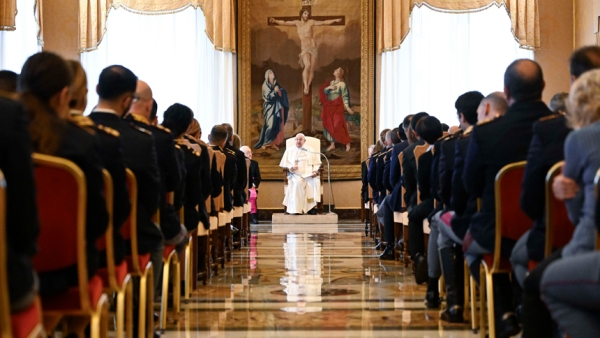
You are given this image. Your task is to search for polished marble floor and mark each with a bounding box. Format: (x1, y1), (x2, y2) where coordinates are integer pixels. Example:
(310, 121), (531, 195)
(161, 221), (479, 337)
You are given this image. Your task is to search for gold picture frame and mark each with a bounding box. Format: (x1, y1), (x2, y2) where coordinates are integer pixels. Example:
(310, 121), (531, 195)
(237, 0), (374, 180)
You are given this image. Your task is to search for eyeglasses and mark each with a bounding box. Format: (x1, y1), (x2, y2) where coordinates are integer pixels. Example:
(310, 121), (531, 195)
(132, 94), (149, 102)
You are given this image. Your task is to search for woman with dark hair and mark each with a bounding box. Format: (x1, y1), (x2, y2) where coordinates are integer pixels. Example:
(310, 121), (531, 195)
(18, 52), (108, 296)
(255, 69), (289, 151)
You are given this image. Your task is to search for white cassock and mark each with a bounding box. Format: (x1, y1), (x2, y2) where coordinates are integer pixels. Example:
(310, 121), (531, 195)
(280, 146), (322, 214)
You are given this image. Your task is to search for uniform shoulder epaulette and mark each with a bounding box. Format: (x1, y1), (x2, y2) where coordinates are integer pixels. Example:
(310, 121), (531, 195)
(155, 124), (172, 134)
(175, 144), (181, 149)
(225, 148), (235, 155)
(538, 114), (561, 122)
(476, 115), (501, 126)
(96, 124), (120, 137)
(126, 113), (150, 125)
(129, 123), (152, 136)
(461, 125), (474, 137)
(69, 116), (96, 134)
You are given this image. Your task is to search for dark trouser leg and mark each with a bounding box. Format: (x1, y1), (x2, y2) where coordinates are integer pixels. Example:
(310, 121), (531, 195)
(439, 246), (464, 322)
(383, 203), (395, 244)
(521, 249), (562, 338)
(493, 274), (520, 338)
(408, 219), (425, 260)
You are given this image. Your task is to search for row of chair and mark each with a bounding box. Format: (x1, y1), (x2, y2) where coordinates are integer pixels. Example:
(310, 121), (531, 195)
(0, 151), (254, 338)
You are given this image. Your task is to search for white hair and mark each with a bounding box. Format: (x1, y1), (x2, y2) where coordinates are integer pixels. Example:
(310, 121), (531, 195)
(295, 133), (306, 140)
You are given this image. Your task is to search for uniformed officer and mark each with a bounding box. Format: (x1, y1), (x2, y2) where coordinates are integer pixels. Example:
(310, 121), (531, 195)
(88, 66), (164, 299)
(221, 123), (247, 210)
(125, 80), (186, 248)
(67, 60), (131, 267)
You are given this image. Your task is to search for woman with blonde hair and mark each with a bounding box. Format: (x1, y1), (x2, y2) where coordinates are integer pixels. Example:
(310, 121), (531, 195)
(539, 69), (600, 338)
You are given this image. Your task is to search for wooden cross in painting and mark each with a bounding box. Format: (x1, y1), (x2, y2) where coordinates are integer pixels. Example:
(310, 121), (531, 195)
(268, 5), (345, 133)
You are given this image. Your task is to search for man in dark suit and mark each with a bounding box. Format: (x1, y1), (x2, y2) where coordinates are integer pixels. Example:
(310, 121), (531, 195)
(240, 146), (261, 224)
(0, 97), (39, 312)
(389, 116), (413, 214)
(462, 59), (552, 337)
(88, 66), (164, 299)
(125, 80), (186, 247)
(402, 112), (429, 281)
(0, 70), (18, 100)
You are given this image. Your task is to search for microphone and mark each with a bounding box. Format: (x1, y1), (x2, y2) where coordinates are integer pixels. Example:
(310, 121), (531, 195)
(297, 146), (334, 214)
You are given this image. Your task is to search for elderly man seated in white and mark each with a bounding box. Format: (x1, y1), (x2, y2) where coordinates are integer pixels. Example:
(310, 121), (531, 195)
(280, 133), (322, 215)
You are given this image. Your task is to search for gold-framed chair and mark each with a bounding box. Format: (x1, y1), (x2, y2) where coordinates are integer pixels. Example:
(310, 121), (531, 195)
(544, 161), (574, 258)
(122, 169), (154, 338)
(0, 170), (44, 338)
(96, 170), (133, 338)
(479, 161), (528, 338)
(282, 136), (324, 214)
(31, 153), (109, 338)
(158, 193), (181, 332)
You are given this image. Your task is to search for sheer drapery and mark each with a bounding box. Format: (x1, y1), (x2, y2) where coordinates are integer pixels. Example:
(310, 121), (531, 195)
(379, 5), (533, 130)
(80, 6), (235, 142)
(376, 0), (540, 53)
(78, 0), (235, 53)
(0, 0), (41, 72)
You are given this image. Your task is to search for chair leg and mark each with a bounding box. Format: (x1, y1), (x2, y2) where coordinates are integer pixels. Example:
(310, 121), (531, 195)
(138, 274), (147, 338)
(125, 279), (134, 338)
(184, 239), (192, 303)
(116, 287), (125, 338)
(485, 269), (495, 338)
(174, 256), (181, 315)
(146, 267), (154, 338)
(479, 264), (487, 338)
(160, 256), (172, 331)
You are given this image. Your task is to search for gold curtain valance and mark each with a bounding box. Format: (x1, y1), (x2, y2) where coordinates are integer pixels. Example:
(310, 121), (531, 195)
(79, 0), (235, 53)
(0, 0), (16, 30)
(376, 0), (540, 53)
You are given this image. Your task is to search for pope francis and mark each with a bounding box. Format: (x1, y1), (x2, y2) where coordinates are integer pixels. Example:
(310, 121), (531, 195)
(279, 133), (322, 214)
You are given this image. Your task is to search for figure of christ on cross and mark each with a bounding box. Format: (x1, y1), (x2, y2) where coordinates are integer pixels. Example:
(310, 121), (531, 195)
(269, 8), (345, 96)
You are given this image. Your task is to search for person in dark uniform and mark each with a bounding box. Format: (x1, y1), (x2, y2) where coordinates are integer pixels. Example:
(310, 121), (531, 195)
(462, 59), (552, 337)
(402, 112), (429, 283)
(0, 95), (39, 313)
(222, 124), (246, 210)
(67, 60), (131, 268)
(389, 116), (412, 214)
(88, 65), (163, 297)
(376, 129), (401, 259)
(161, 103), (207, 233)
(125, 80), (186, 248)
(368, 132), (387, 206)
(209, 126), (236, 214)
(409, 117), (442, 302)
(19, 52), (109, 296)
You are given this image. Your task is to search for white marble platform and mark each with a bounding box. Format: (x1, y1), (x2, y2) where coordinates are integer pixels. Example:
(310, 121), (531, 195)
(272, 213), (338, 224)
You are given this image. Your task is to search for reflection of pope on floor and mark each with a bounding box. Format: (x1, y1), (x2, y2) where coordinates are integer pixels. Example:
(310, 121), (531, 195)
(281, 234), (323, 302)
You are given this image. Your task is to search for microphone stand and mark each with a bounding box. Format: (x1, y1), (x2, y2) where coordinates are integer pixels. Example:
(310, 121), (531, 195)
(301, 147), (334, 215)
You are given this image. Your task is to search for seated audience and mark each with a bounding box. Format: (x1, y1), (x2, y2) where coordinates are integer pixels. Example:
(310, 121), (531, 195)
(0, 70), (18, 100)
(279, 133), (321, 215)
(19, 52), (108, 295)
(240, 146), (261, 224)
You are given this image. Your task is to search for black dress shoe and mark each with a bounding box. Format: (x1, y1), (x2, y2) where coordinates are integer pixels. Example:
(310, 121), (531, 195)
(497, 312), (521, 338)
(414, 254), (428, 285)
(441, 305), (464, 323)
(379, 245), (395, 260)
(307, 208), (318, 215)
(425, 291), (440, 308)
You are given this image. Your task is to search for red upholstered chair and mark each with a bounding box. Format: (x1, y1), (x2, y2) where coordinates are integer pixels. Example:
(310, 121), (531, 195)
(159, 193), (181, 332)
(479, 161), (528, 338)
(0, 170), (44, 338)
(31, 153), (109, 338)
(96, 170), (133, 338)
(122, 169), (154, 338)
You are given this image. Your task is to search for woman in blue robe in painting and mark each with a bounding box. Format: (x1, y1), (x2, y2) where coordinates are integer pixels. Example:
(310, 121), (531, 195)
(255, 69), (289, 150)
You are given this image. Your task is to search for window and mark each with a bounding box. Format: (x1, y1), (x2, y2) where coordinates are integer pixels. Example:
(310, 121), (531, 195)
(379, 5), (533, 130)
(0, 0), (41, 72)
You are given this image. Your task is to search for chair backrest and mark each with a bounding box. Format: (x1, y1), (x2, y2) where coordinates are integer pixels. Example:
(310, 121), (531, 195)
(31, 153), (90, 311)
(214, 151), (226, 212)
(98, 169), (118, 289)
(493, 161), (528, 271)
(205, 148), (215, 213)
(398, 152), (406, 209)
(545, 161), (573, 257)
(285, 136), (321, 152)
(414, 144), (429, 203)
(121, 169), (140, 272)
(0, 170), (10, 338)
(595, 168), (600, 250)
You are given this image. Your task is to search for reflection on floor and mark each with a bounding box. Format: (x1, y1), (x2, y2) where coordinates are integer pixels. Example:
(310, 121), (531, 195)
(160, 221), (478, 337)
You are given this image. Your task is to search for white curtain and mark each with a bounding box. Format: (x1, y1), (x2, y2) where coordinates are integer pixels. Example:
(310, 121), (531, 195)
(81, 6), (235, 143)
(379, 5), (533, 131)
(0, 0), (41, 72)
